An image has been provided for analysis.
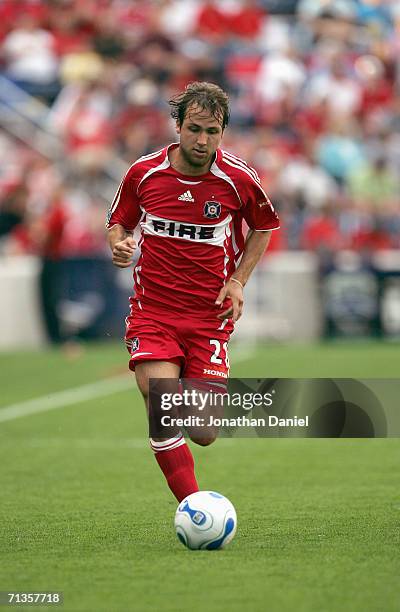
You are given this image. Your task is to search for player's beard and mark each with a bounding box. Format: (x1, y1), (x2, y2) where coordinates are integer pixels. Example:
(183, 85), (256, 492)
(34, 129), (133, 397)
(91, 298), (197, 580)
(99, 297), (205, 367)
(180, 143), (213, 170)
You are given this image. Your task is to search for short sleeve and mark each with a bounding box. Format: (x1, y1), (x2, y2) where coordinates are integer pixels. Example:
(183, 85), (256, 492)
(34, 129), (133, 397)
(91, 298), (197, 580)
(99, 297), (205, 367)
(242, 181), (280, 231)
(106, 166), (141, 231)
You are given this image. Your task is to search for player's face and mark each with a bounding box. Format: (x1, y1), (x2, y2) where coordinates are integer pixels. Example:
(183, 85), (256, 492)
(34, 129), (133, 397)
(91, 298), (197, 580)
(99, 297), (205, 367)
(176, 105), (224, 174)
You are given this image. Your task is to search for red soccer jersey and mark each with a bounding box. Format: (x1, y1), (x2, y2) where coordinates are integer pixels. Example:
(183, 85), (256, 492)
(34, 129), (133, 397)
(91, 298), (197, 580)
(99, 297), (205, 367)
(106, 144), (279, 318)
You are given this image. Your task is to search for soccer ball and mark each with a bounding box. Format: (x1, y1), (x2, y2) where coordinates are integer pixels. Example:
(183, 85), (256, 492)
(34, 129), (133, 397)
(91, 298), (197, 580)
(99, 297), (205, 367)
(174, 491), (237, 550)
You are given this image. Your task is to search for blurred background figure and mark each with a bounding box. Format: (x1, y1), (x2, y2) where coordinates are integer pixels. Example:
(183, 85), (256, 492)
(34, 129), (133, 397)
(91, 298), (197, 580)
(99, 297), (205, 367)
(0, 0), (399, 348)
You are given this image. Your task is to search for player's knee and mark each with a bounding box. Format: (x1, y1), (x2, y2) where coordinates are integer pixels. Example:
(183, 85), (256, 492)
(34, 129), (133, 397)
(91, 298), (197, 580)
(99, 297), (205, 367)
(190, 435), (217, 447)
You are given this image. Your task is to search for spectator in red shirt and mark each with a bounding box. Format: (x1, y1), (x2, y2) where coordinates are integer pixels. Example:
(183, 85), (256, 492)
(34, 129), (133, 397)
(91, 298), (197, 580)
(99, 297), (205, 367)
(229, 0), (266, 39)
(301, 206), (342, 253)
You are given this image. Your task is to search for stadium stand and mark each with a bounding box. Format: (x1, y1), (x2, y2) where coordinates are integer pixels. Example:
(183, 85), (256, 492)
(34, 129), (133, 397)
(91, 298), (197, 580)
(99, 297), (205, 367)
(0, 0), (399, 343)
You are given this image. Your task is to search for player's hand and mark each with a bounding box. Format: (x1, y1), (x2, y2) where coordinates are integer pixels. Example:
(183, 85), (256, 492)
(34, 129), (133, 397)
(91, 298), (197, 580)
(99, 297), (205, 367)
(112, 236), (137, 268)
(215, 279), (244, 323)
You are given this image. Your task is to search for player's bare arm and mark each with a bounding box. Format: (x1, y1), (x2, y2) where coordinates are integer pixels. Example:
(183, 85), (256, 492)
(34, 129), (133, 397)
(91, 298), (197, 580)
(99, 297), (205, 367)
(216, 230), (272, 322)
(108, 223), (137, 268)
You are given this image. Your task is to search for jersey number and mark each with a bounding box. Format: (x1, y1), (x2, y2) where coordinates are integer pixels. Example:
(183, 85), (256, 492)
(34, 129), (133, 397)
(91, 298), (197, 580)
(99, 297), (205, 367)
(209, 339), (229, 368)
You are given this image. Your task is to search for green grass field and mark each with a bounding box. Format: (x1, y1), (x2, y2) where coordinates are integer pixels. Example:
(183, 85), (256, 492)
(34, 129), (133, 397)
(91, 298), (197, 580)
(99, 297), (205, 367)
(0, 342), (399, 612)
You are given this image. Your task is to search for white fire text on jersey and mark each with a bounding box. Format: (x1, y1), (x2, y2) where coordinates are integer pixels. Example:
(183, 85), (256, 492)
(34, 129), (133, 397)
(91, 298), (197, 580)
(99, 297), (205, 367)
(141, 212), (231, 247)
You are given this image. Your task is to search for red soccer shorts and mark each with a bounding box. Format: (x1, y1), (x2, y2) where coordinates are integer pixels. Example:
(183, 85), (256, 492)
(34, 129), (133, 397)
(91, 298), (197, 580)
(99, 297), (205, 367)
(125, 309), (234, 380)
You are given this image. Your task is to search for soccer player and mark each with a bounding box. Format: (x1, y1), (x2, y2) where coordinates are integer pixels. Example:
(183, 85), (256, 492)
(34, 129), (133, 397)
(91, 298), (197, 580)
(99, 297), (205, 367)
(107, 82), (279, 502)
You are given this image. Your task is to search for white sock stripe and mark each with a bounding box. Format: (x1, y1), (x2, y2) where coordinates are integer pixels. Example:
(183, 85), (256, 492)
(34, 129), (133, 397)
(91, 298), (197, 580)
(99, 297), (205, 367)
(150, 433), (183, 447)
(150, 437), (183, 450)
(150, 434), (185, 452)
(150, 438), (186, 452)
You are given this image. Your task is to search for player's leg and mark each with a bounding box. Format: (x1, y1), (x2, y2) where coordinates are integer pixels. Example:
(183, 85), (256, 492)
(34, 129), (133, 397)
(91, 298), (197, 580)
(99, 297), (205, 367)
(181, 320), (232, 447)
(180, 379), (226, 447)
(134, 359), (180, 419)
(135, 360), (199, 502)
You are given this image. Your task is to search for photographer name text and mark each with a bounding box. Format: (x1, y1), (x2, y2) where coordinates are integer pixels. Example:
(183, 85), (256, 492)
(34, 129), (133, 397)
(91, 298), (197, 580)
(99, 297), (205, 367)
(160, 415), (309, 428)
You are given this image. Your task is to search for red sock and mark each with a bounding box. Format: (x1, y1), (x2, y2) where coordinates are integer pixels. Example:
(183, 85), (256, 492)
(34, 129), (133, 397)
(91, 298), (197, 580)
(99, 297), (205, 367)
(150, 434), (199, 502)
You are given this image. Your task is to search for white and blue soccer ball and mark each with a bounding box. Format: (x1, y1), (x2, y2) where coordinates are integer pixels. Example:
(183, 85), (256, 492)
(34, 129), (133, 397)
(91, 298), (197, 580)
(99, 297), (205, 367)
(174, 491), (237, 550)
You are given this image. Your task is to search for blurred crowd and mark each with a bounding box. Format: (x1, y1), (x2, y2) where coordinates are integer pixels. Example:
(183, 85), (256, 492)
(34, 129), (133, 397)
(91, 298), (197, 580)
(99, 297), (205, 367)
(0, 0), (399, 260)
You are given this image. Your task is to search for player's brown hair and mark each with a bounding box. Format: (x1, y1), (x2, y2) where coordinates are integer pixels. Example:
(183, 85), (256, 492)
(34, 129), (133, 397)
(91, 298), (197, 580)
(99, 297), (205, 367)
(169, 82), (230, 130)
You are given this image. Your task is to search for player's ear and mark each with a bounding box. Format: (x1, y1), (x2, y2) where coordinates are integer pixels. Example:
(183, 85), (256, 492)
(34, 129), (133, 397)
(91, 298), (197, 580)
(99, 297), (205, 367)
(175, 121), (181, 134)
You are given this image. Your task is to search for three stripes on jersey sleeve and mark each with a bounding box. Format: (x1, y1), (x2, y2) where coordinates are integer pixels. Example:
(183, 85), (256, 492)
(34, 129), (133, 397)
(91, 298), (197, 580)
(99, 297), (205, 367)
(106, 148), (166, 227)
(221, 150), (262, 186)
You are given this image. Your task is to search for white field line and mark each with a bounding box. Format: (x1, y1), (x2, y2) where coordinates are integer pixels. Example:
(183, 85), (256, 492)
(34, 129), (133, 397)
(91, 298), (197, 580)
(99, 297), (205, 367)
(0, 348), (255, 424)
(0, 437), (239, 449)
(0, 374), (133, 424)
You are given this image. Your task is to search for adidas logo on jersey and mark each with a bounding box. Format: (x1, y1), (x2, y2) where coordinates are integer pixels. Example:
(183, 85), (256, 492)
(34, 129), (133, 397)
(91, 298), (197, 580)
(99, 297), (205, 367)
(178, 190), (195, 202)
